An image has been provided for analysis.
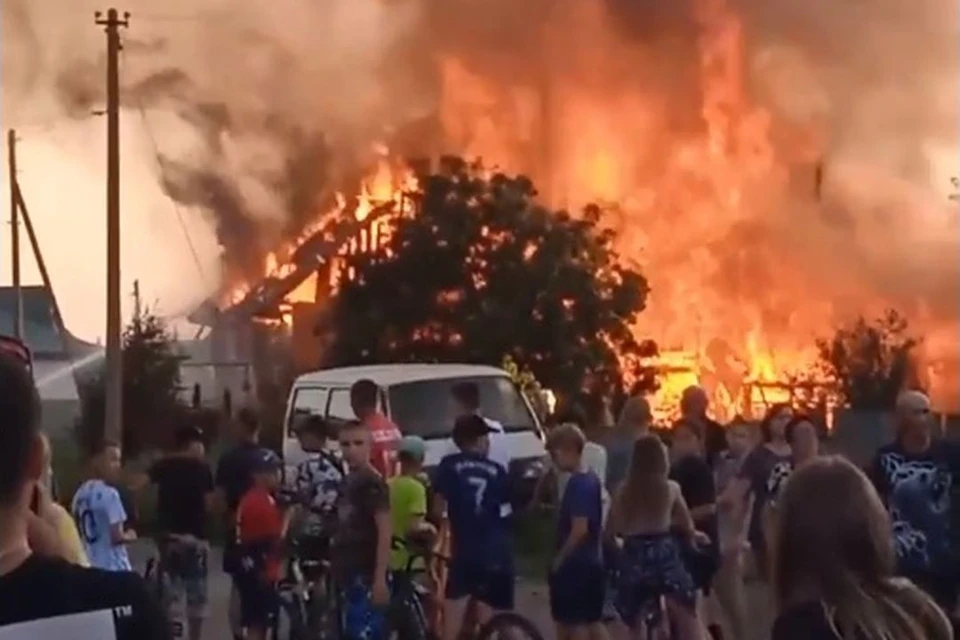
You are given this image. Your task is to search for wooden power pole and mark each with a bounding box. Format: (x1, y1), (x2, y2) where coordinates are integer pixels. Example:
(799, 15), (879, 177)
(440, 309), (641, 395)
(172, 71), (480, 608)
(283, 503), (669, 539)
(7, 130), (24, 340)
(96, 8), (129, 446)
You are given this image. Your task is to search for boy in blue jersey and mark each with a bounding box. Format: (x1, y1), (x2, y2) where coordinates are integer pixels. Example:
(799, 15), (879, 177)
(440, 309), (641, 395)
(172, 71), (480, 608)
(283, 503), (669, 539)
(71, 442), (138, 572)
(546, 424), (609, 639)
(434, 414), (514, 640)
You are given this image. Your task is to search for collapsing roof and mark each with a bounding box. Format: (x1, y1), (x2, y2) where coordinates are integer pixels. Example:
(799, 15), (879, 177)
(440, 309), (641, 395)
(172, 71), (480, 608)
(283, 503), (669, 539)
(189, 200), (397, 327)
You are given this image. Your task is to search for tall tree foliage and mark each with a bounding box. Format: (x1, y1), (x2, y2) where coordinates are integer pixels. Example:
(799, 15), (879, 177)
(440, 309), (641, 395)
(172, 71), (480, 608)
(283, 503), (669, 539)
(817, 309), (920, 411)
(77, 304), (186, 457)
(326, 157), (656, 400)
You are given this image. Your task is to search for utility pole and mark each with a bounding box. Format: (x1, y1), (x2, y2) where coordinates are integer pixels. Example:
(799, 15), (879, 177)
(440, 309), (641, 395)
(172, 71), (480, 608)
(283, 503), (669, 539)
(15, 182), (73, 367)
(7, 130), (24, 340)
(96, 8), (129, 446)
(132, 279), (140, 321)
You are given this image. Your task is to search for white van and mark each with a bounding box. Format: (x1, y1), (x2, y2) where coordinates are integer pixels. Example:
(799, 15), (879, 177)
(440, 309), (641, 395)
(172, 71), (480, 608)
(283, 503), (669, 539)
(282, 364), (547, 498)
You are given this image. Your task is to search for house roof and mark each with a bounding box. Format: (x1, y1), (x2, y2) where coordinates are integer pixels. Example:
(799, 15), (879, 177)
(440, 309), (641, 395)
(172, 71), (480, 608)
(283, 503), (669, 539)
(0, 285), (98, 359)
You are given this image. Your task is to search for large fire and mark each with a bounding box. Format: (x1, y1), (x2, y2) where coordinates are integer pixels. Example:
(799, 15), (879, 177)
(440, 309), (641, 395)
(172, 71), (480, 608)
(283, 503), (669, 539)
(219, 0), (956, 422)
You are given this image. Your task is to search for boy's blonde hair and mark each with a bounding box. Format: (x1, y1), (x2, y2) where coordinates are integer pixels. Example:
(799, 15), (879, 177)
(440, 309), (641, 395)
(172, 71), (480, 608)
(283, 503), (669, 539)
(547, 423), (587, 454)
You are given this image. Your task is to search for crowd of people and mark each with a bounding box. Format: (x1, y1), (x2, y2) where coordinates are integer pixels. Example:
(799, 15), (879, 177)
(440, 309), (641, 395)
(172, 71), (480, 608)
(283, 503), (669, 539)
(1, 341), (959, 640)
(536, 386), (959, 640)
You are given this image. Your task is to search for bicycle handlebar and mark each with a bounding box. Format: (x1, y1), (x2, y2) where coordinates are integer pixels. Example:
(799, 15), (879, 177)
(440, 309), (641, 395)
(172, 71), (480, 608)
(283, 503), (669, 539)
(391, 535), (450, 575)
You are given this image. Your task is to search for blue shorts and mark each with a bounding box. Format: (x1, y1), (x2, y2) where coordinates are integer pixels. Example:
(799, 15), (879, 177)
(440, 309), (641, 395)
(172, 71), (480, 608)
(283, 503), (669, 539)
(340, 575), (388, 640)
(445, 560), (515, 611)
(549, 562), (605, 625)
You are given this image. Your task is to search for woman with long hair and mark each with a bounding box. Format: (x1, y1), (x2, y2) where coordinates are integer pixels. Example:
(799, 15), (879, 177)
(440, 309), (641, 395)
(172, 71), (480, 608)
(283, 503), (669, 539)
(607, 435), (708, 640)
(770, 455), (953, 640)
(718, 403), (792, 581)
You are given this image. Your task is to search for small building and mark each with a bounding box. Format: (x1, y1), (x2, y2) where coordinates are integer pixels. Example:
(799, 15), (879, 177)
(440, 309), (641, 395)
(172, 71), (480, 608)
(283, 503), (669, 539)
(0, 285), (101, 436)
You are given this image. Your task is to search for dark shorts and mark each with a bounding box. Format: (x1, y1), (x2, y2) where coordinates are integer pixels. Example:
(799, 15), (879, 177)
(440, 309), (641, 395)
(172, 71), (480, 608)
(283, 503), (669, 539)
(236, 574), (278, 629)
(615, 533), (697, 628)
(445, 560), (515, 611)
(549, 562), (605, 625)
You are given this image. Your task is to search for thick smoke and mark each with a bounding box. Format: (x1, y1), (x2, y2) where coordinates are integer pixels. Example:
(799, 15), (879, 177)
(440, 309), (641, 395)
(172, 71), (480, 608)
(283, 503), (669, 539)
(2, 0), (957, 399)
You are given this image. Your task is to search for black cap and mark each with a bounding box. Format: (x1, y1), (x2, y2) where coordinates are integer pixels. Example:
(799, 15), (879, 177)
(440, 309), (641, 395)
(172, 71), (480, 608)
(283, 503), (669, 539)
(452, 414), (496, 448)
(174, 424), (205, 449)
(251, 448), (282, 473)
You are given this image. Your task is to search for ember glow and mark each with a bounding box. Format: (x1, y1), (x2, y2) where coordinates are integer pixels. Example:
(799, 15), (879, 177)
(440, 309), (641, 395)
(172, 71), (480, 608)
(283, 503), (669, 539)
(214, 0), (957, 420)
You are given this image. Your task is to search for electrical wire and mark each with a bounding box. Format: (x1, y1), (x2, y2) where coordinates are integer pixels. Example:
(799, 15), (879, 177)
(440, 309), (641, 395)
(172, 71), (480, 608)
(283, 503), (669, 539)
(119, 48), (209, 289)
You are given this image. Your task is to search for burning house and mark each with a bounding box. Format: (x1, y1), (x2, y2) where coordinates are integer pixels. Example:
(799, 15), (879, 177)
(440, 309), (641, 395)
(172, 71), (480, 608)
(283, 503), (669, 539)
(179, 0), (957, 422)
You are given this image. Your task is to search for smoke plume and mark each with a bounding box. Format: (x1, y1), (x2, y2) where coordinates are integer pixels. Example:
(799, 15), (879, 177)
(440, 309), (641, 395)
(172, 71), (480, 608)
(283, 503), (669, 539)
(2, 0), (957, 402)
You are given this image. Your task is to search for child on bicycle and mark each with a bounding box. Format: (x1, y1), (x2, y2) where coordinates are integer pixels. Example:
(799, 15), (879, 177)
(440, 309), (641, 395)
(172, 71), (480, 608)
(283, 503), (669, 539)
(288, 415), (345, 563)
(606, 435), (709, 640)
(389, 435), (437, 572)
(331, 420), (392, 639)
(433, 415), (514, 640)
(235, 449), (285, 640)
(546, 424), (610, 640)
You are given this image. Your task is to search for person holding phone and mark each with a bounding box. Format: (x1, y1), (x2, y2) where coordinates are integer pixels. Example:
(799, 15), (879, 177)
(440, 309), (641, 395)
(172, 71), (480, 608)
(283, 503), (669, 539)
(0, 347), (167, 638)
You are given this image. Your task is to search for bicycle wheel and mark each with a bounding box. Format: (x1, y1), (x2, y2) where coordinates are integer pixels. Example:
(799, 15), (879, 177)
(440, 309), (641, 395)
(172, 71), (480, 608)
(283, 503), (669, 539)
(388, 591), (433, 640)
(475, 612), (545, 640)
(277, 587), (309, 640)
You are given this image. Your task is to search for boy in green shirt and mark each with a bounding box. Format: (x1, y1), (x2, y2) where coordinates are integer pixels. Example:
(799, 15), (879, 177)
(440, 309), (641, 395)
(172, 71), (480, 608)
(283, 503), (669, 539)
(389, 436), (436, 572)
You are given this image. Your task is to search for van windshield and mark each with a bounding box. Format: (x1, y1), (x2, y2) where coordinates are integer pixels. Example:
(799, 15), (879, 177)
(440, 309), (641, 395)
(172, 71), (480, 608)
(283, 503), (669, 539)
(387, 376), (538, 439)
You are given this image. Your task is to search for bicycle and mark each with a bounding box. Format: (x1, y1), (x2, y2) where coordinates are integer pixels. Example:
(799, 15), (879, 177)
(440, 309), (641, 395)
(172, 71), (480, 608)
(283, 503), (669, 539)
(275, 531), (339, 640)
(389, 536), (545, 640)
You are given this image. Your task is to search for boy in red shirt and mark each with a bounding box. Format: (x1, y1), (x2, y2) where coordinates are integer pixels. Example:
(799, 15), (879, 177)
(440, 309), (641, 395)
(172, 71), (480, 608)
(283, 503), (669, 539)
(350, 379), (401, 478)
(235, 449), (284, 640)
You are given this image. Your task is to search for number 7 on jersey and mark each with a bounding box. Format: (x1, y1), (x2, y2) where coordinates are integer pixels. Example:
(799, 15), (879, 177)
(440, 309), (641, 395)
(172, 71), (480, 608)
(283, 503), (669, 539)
(467, 476), (488, 513)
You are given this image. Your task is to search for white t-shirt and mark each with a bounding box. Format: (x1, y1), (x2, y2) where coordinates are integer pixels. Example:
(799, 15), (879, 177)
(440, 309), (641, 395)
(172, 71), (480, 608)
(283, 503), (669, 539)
(71, 479), (132, 572)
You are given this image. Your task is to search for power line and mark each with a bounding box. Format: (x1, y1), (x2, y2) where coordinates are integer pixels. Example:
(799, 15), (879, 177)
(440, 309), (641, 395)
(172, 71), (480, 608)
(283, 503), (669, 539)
(119, 48), (209, 288)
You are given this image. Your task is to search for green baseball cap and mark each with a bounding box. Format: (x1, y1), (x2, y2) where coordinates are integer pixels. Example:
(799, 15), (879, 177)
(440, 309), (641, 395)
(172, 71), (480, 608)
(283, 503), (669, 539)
(397, 435), (426, 461)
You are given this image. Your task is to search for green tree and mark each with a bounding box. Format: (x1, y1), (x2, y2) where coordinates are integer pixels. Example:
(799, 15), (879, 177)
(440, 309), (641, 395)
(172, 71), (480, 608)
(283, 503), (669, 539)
(817, 309), (920, 411)
(326, 156), (655, 400)
(76, 304), (187, 457)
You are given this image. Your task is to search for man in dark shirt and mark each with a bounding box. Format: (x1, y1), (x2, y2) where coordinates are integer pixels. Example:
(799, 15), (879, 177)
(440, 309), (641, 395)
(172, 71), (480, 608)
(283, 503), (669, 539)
(670, 420), (722, 639)
(331, 420), (392, 640)
(214, 407), (262, 640)
(132, 424), (214, 640)
(0, 347), (167, 638)
(680, 385), (727, 468)
(869, 390), (960, 613)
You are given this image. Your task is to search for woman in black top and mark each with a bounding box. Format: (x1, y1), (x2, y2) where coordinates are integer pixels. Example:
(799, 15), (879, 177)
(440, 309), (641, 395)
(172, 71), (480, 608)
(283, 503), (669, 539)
(770, 455), (953, 640)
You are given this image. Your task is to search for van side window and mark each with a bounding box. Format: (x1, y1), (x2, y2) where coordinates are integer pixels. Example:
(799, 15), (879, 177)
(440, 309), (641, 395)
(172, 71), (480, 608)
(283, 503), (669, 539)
(327, 388), (355, 422)
(288, 387), (329, 435)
